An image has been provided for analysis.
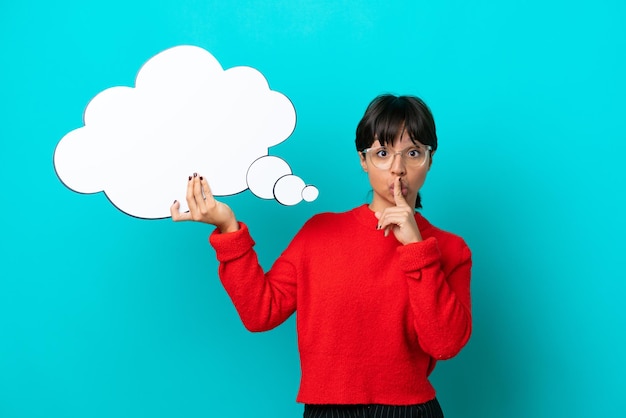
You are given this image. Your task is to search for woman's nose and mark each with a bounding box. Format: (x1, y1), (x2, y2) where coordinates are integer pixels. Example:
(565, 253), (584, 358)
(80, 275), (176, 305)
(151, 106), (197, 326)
(390, 152), (406, 175)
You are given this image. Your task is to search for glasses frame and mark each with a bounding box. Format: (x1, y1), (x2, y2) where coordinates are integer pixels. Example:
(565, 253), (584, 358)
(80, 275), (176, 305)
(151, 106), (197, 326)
(360, 144), (433, 169)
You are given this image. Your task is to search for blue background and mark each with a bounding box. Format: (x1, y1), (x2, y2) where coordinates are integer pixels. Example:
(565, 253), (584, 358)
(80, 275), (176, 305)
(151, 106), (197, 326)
(1, 1), (625, 417)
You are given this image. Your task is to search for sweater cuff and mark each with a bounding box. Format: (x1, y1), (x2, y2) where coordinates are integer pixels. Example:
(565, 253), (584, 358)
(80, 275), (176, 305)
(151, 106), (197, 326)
(398, 236), (441, 278)
(208, 222), (256, 262)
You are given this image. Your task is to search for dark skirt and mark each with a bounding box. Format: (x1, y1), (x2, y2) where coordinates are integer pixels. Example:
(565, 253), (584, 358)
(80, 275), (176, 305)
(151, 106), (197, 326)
(303, 398), (444, 418)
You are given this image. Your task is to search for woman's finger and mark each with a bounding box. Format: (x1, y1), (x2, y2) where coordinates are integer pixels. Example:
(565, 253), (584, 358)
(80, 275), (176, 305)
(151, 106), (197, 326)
(200, 176), (215, 202)
(170, 200), (191, 222)
(376, 207), (410, 229)
(173, 174), (236, 227)
(375, 207), (421, 243)
(379, 214), (404, 231)
(394, 176), (410, 208)
(186, 174), (198, 214)
(192, 174), (206, 210)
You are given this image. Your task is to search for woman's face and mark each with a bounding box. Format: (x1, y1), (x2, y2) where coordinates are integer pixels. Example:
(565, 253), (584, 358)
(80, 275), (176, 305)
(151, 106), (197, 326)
(359, 131), (432, 212)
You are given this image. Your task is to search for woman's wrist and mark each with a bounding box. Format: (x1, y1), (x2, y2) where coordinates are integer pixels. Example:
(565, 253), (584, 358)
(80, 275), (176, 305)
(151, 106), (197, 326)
(218, 219), (240, 234)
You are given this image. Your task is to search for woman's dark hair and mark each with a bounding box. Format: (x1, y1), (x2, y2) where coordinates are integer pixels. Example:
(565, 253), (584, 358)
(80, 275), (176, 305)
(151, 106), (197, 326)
(355, 94), (437, 209)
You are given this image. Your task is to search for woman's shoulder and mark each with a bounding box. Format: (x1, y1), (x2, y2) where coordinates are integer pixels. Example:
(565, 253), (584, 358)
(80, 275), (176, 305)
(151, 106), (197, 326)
(417, 212), (470, 254)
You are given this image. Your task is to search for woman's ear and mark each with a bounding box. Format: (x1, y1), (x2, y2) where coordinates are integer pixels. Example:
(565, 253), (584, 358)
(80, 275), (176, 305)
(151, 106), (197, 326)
(428, 151), (435, 170)
(359, 152), (368, 172)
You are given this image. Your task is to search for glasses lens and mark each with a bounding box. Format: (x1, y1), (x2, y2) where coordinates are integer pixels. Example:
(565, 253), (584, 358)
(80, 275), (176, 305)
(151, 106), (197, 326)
(367, 146), (429, 169)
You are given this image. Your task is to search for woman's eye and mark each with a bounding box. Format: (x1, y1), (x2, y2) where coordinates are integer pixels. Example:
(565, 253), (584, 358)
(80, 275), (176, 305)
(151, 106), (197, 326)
(375, 149), (388, 158)
(407, 149), (422, 158)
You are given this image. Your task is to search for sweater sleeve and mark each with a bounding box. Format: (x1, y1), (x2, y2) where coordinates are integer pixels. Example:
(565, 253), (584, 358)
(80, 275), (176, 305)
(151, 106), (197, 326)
(209, 222), (298, 332)
(398, 236), (472, 360)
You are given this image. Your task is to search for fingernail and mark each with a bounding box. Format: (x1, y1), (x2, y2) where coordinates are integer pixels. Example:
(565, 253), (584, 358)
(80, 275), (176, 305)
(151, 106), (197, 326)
(173, 200), (177, 204)
(199, 176), (203, 180)
(193, 173), (197, 177)
(188, 176), (192, 181)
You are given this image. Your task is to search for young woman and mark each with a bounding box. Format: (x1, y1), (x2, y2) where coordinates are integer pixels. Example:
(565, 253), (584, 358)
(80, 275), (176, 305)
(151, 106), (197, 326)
(171, 94), (472, 418)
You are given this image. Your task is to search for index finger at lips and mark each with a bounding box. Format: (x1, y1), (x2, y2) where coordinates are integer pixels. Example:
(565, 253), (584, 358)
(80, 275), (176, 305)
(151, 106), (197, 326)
(394, 177), (408, 207)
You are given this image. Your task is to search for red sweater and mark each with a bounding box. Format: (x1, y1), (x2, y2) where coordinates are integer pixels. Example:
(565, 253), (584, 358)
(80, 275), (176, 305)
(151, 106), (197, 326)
(209, 204), (472, 405)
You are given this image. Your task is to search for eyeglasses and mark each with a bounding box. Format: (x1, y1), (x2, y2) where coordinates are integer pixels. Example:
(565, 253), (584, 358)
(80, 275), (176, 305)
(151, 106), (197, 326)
(361, 145), (432, 169)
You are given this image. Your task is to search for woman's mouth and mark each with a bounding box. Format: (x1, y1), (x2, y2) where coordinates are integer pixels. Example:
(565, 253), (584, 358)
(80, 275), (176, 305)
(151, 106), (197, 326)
(390, 184), (408, 196)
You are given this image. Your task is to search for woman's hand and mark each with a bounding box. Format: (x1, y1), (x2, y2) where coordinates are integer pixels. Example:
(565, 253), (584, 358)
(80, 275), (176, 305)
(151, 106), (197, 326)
(375, 177), (423, 245)
(170, 173), (239, 233)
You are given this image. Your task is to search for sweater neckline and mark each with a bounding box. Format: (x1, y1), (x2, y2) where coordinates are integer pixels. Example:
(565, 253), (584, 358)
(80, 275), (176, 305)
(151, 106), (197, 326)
(352, 204), (433, 232)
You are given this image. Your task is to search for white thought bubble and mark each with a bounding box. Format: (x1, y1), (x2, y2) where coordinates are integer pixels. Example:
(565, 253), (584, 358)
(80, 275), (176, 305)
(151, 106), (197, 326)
(54, 45), (318, 219)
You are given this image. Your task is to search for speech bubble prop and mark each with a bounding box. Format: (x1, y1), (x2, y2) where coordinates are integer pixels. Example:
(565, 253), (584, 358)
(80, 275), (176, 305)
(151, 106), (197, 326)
(54, 45), (318, 219)
(246, 156), (320, 205)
